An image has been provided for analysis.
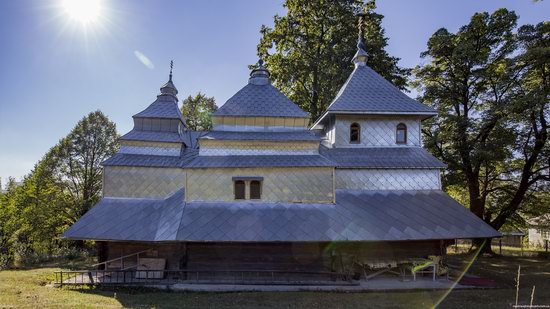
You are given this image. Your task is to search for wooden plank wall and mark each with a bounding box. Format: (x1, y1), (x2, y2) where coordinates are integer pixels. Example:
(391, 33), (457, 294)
(105, 240), (442, 272)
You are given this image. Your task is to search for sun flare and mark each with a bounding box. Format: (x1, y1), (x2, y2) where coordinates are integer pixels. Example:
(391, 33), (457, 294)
(62, 0), (102, 25)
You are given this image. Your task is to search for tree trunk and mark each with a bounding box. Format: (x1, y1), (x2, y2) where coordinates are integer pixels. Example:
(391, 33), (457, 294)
(473, 238), (495, 255)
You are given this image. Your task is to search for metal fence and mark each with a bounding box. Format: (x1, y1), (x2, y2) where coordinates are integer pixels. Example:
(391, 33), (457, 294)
(53, 269), (353, 287)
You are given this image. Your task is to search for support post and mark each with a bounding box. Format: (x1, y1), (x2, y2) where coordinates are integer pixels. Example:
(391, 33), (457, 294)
(499, 239), (502, 255)
(521, 236), (524, 257)
(545, 240), (548, 253)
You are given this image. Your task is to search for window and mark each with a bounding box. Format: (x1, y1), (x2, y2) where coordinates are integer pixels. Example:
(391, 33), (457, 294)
(396, 123), (407, 144)
(232, 177), (263, 200)
(350, 123), (361, 144)
(234, 180), (245, 200)
(250, 180), (262, 200)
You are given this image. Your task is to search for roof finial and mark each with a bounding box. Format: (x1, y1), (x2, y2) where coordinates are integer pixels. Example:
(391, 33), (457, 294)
(353, 12), (368, 66)
(159, 60), (178, 99)
(169, 60), (174, 82)
(249, 58), (270, 85)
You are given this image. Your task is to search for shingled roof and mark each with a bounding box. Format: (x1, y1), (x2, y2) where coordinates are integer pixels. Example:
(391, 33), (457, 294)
(200, 130), (319, 142)
(213, 61), (309, 118)
(133, 96), (185, 122)
(184, 155), (335, 168)
(62, 189), (500, 242)
(326, 65), (436, 115)
(320, 146), (446, 169)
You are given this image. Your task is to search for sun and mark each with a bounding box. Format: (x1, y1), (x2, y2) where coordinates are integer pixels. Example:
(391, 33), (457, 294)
(62, 0), (102, 25)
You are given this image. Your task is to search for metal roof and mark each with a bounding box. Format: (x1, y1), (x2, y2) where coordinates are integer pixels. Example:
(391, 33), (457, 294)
(213, 83), (309, 118)
(200, 131), (320, 142)
(184, 155), (335, 169)
(62, 189), (500, 242)
(101, 145), (444, 169)
(133, 96), (186, 122)
(62, 189), (185, 242)
(102, 149), (198, 168)
(120, 130), (184, 143)
(320, 146), (446, 169)
(102, 153), (183, 168)
(327, 66), (436, 114)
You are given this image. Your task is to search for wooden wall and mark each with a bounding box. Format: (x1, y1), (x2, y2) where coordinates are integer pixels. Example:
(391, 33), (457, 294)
(104, 240), (443, 272)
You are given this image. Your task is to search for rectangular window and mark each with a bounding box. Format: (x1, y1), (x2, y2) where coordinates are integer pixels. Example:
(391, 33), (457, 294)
(250, 180), (262, 200)
(232, 177), (263, 200)
(234, 180), (245, 200)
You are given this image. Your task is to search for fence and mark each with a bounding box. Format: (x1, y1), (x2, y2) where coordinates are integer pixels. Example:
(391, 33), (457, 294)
(449, 239), (549, 257)
(53, 269), (353, 287)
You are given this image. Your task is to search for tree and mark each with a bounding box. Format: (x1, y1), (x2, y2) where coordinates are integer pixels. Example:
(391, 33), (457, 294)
(55, 110), (119, 224)
(180, 92), (218, 131)
(0, 111), (118, 265)
(415, 10), (549, 249)
(257, 0), (408, 120)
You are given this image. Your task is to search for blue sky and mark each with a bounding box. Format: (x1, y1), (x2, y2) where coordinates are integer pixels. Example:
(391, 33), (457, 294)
(0, 0), (548, 183)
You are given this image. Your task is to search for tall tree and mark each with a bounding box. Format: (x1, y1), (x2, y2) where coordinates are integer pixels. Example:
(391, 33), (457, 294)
(0, 111), (118, 265)
(257, 0), (408, 120)
(415, 10), (549, 243)
(56, 110), (119, 223)
(180, 92), (218, 131)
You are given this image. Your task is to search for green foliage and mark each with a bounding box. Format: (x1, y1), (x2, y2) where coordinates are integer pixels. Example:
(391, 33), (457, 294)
(415, 10), (549, 230)
(180, 92), (218, 131)
(0, 111), (118, 268)
(257, 0), (408, 120)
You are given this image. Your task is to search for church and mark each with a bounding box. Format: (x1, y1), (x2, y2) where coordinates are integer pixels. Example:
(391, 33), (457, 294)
(62, 31), (499, 283)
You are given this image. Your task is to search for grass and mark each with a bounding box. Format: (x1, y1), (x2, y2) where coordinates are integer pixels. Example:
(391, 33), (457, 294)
(0, 254), (549, 308)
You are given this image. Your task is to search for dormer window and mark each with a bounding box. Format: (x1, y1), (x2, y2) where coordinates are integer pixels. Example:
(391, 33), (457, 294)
(350, 123), (361, 144)
(396, 123), (407, 144)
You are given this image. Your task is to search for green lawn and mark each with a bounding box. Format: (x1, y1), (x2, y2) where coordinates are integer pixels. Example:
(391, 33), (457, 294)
(1, 254), (549, 308)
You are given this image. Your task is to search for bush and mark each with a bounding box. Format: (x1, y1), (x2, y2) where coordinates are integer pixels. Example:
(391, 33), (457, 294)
(0, 254), (10, 270)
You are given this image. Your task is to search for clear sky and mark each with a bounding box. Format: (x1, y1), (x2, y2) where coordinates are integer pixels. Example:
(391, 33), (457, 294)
(0, 0), (548, 183)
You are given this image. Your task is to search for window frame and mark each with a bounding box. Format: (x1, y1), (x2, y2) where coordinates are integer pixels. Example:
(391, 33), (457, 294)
(349, 122), (361, 144)
(396, 123), (407, 144)
(249, 180), (262, 200)
(233, 180), (246, 200)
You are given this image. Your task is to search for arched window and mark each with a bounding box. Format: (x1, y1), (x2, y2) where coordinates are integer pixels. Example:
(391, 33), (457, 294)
(234, 180), (245, 200)
(350, 123), (361, 144)
(396, 123), (407, 144)
(250, 180), (262, 200)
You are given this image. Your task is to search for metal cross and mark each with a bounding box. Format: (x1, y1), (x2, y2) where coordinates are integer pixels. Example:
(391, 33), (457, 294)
(169, 60), (174, 81)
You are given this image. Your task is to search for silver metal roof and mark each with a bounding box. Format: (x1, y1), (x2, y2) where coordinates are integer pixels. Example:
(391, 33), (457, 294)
(120, 130), (184, 143)
(102, 149), (198, 168)
(327, 65), (436, 114)
(102, 145), (444, 169)
(62, 189), (500, 242)
(133, 96), (186, 122)
(320, 146), (446, 169)
(62, 189), (185, 241)
(213, 65), (309, 118)
(184, 155), (335, 168)
(200, 131), (319, 142)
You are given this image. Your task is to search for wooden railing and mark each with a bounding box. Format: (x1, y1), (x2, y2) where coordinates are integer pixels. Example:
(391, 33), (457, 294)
(53, 269), (355, 287)
(91, 249), (152, 270)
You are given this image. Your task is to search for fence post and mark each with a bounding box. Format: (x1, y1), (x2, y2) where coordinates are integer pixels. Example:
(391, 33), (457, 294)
(521, 236), (524, 257)
(60, 272), (63, 288)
